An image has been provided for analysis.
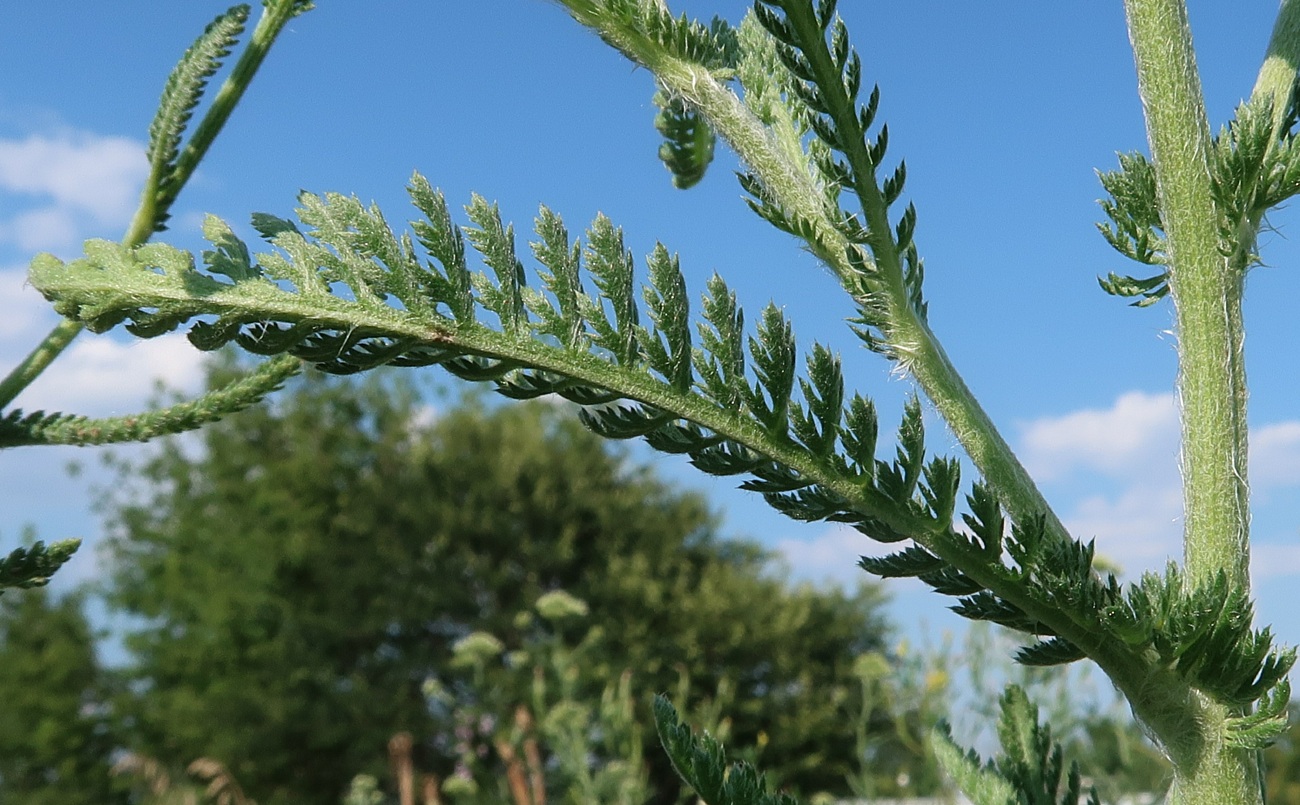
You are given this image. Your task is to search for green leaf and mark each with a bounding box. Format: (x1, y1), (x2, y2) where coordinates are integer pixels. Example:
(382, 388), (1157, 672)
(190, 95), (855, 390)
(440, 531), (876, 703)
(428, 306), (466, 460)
(584, 214), (641, 366)
(529, 206), (586, 349)
(653, 695), (801, 805)
(0, 540), (81, 593)
(951, 592), (1046, 635)
(839, 392), (877, 475)
(1224, 679), (1292, 750)
(745, 304), (796, 435)
(934, 686), (1099, 805)
(654, 91), (717, 189)
(789, 343), (842, 457)
(408, 175), (475, 323)
(930, 724), (1017, 805)
(147, 5), (250, 225)
(874, 396), (925, 506)
(1015, 637), (1087, 668)
(962, 483), (1005, 558)
(695, 274), (746, 410)
(1097, 270), (1168, 307)
(642, 244), (692, 391)
(0, 355), (299, 448)
(29, 179), (1021, 662)
(464, 195), (528, 333)
(856, 544), (944, 578)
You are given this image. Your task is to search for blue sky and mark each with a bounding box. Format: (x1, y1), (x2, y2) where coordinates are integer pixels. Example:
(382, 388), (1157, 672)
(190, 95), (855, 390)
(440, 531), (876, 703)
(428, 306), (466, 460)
(4, 1), (1300, 666)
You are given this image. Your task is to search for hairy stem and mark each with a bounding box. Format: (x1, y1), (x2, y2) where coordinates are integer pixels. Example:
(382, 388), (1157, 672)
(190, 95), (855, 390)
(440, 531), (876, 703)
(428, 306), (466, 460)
(1166, 696), (1263, 805)
(1124, 0), (1257, 800)
(1124, 0), (1250, 593)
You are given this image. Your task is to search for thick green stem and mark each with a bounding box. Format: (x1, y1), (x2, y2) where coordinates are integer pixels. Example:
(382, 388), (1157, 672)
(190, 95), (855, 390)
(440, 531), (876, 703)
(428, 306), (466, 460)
(1124, 0), (1249, 593)
(1124, 0), (1258, 801)
(1165, 696), (1262, 805)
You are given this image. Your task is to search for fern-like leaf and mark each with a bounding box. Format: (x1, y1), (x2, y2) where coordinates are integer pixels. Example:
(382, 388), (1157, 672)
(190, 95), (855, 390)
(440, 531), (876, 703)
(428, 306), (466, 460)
(147, 5), (250, 226)
(857, 545), (945, 578)
(37, 175), (1293, 724)
(654, 90), (717, 189)
(934, 686), (1099, 805)
(1015, 637), (1087, 667)
(29, 176), (958, 557)
(0, 540), (81, 593)
(0, 355), (299, 448)
(653, 695), (801, 805)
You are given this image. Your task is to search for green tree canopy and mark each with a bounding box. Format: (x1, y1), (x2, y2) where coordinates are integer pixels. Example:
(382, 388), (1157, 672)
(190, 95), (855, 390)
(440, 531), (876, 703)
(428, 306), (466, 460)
(102, 362), (897, 804)
(0, 583), (127, 804)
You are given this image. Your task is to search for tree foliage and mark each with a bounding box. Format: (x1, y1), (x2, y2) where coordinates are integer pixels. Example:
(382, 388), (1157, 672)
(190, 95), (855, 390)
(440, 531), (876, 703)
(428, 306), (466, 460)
(102, 361), (898, 804)
(0, 586), (128, 805)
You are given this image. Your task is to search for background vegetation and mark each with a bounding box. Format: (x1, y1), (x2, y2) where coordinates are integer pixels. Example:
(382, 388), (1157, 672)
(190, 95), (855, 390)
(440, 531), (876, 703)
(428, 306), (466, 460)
(1, 362), (924, 804)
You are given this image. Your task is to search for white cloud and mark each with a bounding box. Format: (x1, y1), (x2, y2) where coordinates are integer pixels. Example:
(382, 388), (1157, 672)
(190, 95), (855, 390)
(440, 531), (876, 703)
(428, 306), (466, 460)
(1251, 421), (1300, 490)
(0, 266), (53, 340)
(0, 130), (146, 253)
(775, 523), (927, 592)
(1019, 391), (1178, 482)
(1064, 484), (1183, 575)
(11, 332), (206, 416)
(0, 131), (145, 221)
(1013, 391), (1300, 579)
(1014, 391), (1184, 576)
(775, 524), (868, 588)
(1, 207), (81, 254)
(1251, 542), (1300, 584)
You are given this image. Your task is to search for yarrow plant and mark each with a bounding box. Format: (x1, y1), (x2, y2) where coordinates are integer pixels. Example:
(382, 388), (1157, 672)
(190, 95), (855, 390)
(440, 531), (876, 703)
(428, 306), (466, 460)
(7, 1), (1300, 803)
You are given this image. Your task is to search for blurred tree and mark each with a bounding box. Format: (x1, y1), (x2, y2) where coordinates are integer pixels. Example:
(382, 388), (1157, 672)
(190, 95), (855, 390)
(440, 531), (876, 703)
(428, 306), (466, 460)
(1265, 704), (1300, 804)
(0, 582), (128, 804)
(103, 362), (903, 804)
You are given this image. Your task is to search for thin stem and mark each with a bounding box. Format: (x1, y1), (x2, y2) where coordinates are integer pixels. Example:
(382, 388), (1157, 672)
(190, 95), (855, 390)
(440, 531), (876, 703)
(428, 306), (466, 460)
(1250, 0), (1300, 137)
(166, 3), (305, 208)
(0, 320), (84, 410)
(775, 6), (1074, 547)
(0, 354), (300, 448)
(130, 0), (307, 240)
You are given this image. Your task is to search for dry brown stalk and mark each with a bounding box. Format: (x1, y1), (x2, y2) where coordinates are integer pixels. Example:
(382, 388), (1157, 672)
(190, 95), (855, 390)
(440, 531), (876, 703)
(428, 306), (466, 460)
(420, 773), (443, 805)
(494, 735), (533, 805)
(389, 731), (416, 805)
(515, 705), (547, 805)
